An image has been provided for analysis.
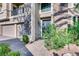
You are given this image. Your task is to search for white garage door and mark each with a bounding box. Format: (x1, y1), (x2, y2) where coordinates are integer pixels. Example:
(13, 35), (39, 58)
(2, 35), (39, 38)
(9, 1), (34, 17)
(2, 25), (15, 37)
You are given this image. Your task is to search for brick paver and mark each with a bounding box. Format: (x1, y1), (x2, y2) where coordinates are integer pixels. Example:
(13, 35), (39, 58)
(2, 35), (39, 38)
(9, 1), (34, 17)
(26, 40), (79, 56)
(26, 40), (53, 56)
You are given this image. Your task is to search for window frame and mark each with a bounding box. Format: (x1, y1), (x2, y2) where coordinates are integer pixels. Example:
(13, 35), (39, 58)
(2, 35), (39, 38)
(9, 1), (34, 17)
(40, 3), (51, 12)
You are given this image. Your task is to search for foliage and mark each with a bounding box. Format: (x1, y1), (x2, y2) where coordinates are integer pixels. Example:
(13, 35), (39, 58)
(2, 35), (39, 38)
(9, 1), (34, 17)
(43, 4), (79, 50)
(22, 35), (29, 44)
(43, 24), (74, 50)
(42, 24), (56, 49)
(75, 40), (79, 46)
(7, 51), (20, 56)
(51, 30), (66, 50)
(0, 43), (20, 56)
(0, 43), (11, 56)
(71, 16), (79, 46)
(65, 29), (74, 44)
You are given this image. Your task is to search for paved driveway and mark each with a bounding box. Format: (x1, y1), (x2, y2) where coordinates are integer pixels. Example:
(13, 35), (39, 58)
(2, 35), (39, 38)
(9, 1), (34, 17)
(0, 37), (33, 56)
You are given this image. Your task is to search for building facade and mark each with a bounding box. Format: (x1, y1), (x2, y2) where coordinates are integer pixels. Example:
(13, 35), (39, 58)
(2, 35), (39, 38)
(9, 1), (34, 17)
(0, 3), (76, 42)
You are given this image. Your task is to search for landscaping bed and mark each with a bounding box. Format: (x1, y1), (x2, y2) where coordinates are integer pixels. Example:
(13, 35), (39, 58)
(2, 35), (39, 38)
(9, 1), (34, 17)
(43, 19), (79, 56)
(49, 44), (79, 56)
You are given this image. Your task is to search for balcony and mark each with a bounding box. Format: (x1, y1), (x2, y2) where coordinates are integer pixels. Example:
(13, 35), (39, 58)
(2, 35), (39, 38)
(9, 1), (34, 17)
(11, 7), (24, 16)
(0, 4), (9, 21)
(0, 9), (9, 21)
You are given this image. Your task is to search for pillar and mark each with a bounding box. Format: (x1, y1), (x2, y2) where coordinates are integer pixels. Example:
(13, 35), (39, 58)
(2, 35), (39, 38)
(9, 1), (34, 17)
(8, 3), (12, 17)
(30, 3), (40, 42)
(51, 3), (53, 24)
(68, 3), (74, 26)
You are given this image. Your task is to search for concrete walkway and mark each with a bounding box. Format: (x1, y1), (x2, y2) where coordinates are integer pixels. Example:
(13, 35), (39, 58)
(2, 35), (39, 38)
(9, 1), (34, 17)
(0, 38), (33, 56)
(0, 36), (14, 41)
(26, 40), (52, 56)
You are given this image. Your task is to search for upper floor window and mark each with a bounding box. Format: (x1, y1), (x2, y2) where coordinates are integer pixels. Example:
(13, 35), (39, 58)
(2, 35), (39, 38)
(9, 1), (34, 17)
(41, 3), (51, 12)
(11, 3), (24, 16)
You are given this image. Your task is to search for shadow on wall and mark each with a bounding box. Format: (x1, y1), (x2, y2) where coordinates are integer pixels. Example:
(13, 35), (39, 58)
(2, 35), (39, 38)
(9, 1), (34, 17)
(53, 9), (71, 28)
(53, 9), (68, 16)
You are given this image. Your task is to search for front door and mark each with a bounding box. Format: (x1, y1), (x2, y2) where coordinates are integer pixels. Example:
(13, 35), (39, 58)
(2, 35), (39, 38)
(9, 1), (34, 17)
(41, 18), (51, 38)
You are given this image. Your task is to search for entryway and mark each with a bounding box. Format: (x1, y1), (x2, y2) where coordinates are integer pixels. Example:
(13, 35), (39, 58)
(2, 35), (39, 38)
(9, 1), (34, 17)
(40, 17), (51, 37)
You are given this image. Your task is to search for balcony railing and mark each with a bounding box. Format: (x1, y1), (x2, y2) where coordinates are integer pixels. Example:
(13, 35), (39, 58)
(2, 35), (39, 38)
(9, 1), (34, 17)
(11, 7), (24, 16)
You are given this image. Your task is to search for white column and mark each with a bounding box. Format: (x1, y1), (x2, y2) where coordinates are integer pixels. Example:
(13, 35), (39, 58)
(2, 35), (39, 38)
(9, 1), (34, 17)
(40, 20), (42, 38)
(8, 3), (12, 17)
(51, 3), (53, 24)
(68, 3), (74, 26)
(0, 25), (2, 36)
(68, 3), (74, 8)
(14, 24), (17, 38)
(30, 3), (40, 42)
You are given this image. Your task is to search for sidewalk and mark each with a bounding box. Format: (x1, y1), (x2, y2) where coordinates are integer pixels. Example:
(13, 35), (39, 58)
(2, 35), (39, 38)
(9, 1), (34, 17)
(26, 40), (53, 56)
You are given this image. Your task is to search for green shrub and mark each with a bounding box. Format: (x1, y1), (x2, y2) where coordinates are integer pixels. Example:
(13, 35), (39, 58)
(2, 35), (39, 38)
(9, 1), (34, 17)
(43, 17), (79, 50)
(51, 29), (74, 50)
(22, 35), (29, 44)
(43, 24), (66, 50)
(7, 51), (20, 56)
(43, 24), (74, 50)
(71, 17), (79, 40)
(0, 43), (11, 56)
(68, 18), (79, 45)
(43, 24), (56, 49)
(0, 43), (20, 56)
(51, 31), (66, 49)
(75, 40), (79, 46)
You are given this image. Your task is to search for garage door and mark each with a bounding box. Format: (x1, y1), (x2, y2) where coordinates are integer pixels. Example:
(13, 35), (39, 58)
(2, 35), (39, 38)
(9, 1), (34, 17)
(2, 25), (15, 37)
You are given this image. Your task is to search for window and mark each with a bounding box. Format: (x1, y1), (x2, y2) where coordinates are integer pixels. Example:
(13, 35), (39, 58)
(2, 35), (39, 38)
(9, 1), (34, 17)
(41, 3), (51, 12)
(18, 4), (24, 14)
(42, 20), (51, 28)
(11, 3), (24, 16)
(42, 18), (51, 33)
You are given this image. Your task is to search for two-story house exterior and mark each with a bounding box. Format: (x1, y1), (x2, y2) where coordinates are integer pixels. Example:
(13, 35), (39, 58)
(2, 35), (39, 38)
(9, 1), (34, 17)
(0, 3), (77, 42)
